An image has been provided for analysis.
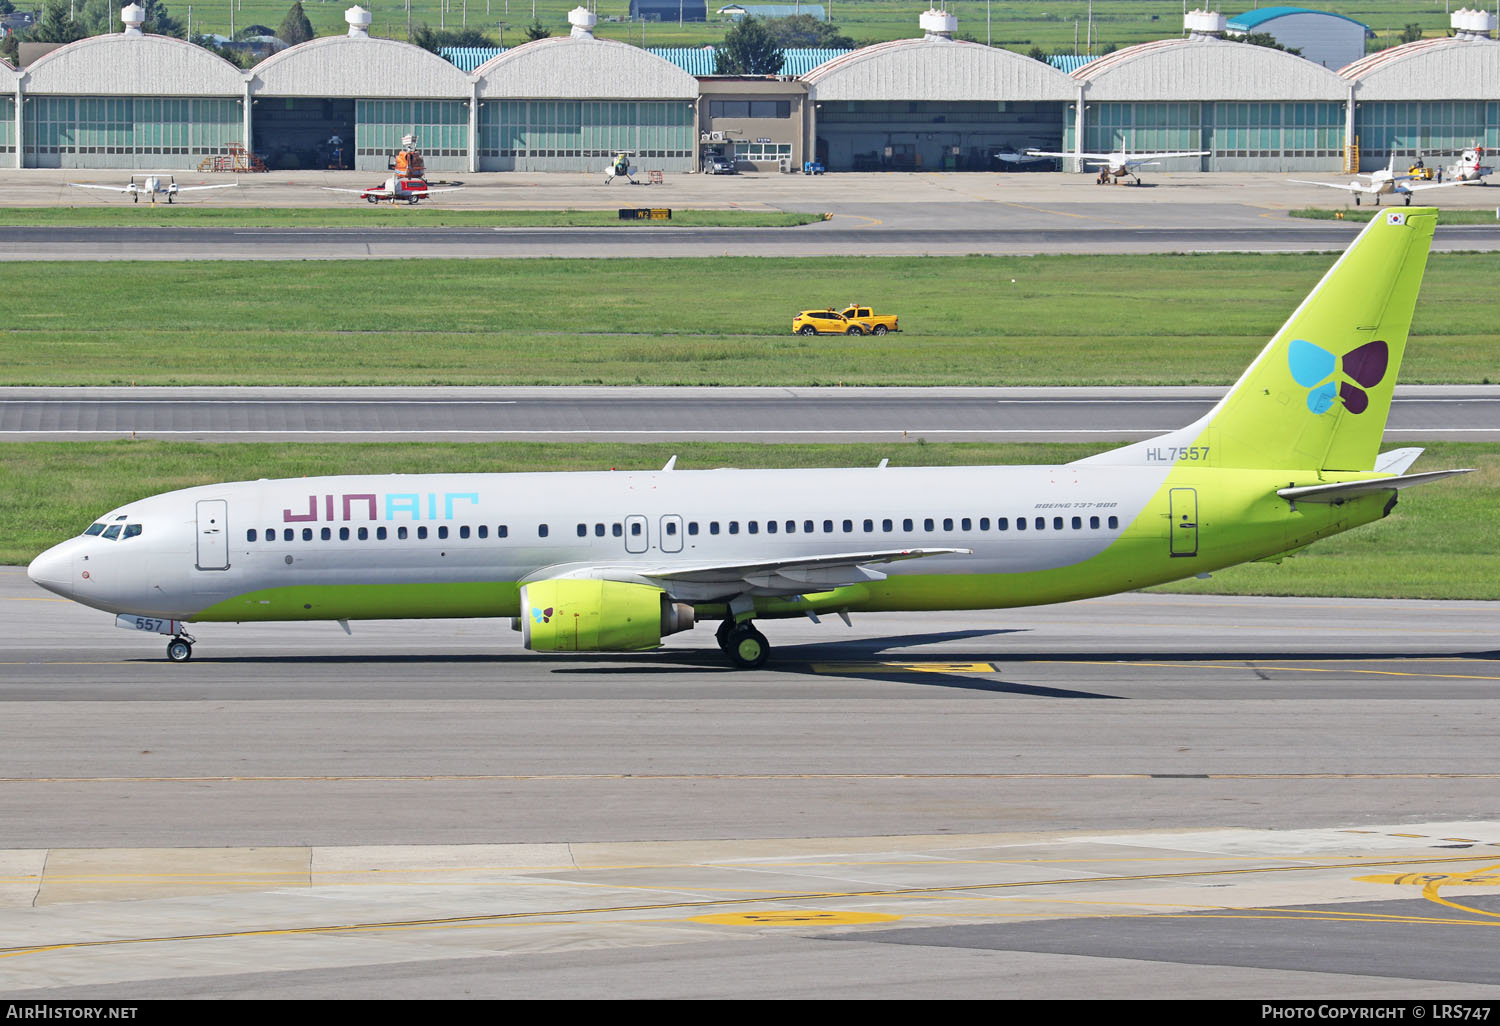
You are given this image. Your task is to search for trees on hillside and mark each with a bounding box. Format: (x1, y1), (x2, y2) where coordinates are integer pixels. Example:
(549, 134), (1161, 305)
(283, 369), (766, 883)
(278, 1), (314, 46)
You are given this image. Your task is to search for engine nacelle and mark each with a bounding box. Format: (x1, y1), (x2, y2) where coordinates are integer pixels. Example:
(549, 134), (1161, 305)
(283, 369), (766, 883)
(518, 579), (695, 652)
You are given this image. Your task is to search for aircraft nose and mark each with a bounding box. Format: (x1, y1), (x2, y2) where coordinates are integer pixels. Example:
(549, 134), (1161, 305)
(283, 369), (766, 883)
(27, 543), (73, 598)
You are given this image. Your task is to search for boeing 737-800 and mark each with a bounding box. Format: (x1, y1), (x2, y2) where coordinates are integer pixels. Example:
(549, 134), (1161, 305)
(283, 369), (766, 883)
(27, 209), (1469, 668)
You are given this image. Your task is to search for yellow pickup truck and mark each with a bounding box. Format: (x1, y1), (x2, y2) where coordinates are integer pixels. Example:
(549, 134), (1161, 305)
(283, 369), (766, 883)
(839, 305), (899, 335)
(791, 305), (901, 336)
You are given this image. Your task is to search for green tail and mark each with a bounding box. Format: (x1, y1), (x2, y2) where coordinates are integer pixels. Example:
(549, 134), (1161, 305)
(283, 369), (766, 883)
(1082, 208), (1437, 472)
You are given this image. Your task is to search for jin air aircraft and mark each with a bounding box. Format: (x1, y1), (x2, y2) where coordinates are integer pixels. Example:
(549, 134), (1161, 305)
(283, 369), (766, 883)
(27, 209), (1469, 669)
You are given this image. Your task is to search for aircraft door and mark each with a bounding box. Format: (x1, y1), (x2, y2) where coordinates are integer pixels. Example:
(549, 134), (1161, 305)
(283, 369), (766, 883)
(624, 515), (648, 554)
(196, 499), (230, 570)
(659, 515), (683, 553)
(1169, 488), (1199, 558)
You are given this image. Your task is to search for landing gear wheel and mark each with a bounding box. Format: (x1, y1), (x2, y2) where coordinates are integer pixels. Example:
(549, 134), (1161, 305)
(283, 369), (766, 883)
(166, 638), (193, 663)
(1404, 195), (1412, 206)
(726, 624), (769, 669)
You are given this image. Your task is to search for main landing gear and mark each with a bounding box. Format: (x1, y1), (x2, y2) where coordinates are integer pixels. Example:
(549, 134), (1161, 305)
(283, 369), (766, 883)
(716, 617), (769, 669)
(165, 631), (197, 662)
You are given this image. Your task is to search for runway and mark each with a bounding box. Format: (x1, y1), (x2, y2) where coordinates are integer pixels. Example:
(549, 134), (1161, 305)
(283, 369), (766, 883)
(4, 565), (1500, 996)
(4, 385), (1499, 441)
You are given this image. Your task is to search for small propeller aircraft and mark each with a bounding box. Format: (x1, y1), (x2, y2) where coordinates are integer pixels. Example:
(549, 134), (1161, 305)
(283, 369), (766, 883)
(67, 174), (239, 204)
(1025, 148), (1210, 184)
(1290, 155), (1481, 206)
(322, 176), (463, 205)
(604, 152), (639, 185)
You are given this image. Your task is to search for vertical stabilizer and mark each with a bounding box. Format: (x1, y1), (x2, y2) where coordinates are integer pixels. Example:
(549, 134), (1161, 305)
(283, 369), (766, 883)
(1078, 208), (1436, 472)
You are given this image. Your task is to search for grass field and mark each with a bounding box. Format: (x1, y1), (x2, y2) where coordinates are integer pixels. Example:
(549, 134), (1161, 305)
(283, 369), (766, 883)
(4, 440), (1492, 598)
(186, 1), (1469, 55)
(0, 208), (825, 229)
(3, 251), (1495, 386)
(1292, 207), (1500, 224)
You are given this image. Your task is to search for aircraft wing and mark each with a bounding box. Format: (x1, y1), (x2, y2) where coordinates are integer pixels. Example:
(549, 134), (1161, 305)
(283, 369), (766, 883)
(559, 547), (972, 598)
(176, 183), (239, 192)
(1399, 178), (1482, 194)
(1288, 179), (1376, 195)
(1024, 150), (1102, 160)
(321, 187), (381, 195)
(1129, 151), (1209, 162)
(67, 183), (132, 193)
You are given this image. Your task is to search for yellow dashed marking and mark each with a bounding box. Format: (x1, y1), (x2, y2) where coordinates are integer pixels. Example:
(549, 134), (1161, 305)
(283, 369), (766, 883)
(690, 910), (901, 926)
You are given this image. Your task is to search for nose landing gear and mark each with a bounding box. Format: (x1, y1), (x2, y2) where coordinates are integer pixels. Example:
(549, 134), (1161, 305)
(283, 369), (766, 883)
(166, 631), (197, 663)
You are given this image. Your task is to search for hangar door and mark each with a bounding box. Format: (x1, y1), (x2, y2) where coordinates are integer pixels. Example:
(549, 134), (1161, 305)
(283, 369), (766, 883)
(254, 98), (355, 171)
(815, 100), (1065, 172)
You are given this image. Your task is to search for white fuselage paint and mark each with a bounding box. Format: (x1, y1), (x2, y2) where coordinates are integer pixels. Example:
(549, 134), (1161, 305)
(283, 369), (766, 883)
(29, 465), (1172, 622)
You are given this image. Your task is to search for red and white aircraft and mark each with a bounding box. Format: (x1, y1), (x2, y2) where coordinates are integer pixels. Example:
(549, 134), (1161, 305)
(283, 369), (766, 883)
(68, 174), (239, 204)
(323, 176), (463, 205)
(1446, 145), (1493, 183)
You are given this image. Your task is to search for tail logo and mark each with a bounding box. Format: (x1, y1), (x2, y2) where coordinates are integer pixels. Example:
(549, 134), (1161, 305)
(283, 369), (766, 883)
(1288, 339), (1389, 415)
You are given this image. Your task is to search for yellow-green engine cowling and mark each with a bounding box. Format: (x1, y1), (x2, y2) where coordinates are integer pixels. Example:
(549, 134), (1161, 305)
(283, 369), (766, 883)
(517, 580), (696, 652)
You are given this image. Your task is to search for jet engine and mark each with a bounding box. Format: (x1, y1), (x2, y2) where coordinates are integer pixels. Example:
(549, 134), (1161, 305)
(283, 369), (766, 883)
(518, 580), (695, 652)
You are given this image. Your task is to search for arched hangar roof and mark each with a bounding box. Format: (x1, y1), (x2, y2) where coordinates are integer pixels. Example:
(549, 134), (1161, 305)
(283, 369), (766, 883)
(252, 34), (471, 97)
(1341, 36), (1500, 100)
(1072, 37), (1347, 100)
(22, 33), (244, 95)
(1227, 7), (1369, 33)
(802, 36), (1074, 101)
(475, 35), (697, 98)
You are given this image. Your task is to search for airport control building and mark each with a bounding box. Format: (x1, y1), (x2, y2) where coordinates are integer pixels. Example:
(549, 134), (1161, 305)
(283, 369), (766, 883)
(2, 4), (1497, 175)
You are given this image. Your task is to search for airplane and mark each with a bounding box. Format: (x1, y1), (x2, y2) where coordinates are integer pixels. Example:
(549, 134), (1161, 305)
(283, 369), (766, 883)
(604, 152), (639, 184)
(1290, 156), (1480, 206)
(67, 174), (239, 204)
(1024, 148), (1210, 184)
(992, 147), (1056, 170)
(26, 209), (1470, 669)
(322, 176), (463, 205)
(1446, 144), (1493, 183)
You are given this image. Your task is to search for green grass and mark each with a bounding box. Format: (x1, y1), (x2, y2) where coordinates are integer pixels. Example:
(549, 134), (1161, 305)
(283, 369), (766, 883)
(4, 441), (1492, 599)
(0, 208), (825, 229)
(2, 252), (1495, 386)
(1292, 207), (1500, 224)
(183, 1), (1469, 57)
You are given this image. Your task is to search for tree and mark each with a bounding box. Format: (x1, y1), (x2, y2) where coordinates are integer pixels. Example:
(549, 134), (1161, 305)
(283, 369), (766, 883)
(523, 20), (550, 42)
(277, 1), (314, 46)
(1026, 45), (1047, 62)
(760, 14), (852, 50)
(191, 32), (249, 67)
(1237, 31), (1302, 56)
(27, 0), (88, 43)
(410, 23), (497, 53)
(717, 16), (783, 76)
(1400, 23), (1424, 44)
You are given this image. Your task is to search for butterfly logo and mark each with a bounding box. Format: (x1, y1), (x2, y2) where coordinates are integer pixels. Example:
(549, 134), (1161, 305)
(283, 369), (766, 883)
(1287, 339), (1389, 415)
(531, 606), (555, 624)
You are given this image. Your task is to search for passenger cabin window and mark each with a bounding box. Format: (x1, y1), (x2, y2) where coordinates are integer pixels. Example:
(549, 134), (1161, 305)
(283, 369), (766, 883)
(302, 528), (313, 541)
(397, 527), (407, 540)
(321, 527), (331, 541)
(418, 526), (429, 540)
(438, 526), (449, 540)
(538, 525), (548, 538)
(460, 526), (471, 540)
(498, 525), (508, 538)
(1108, 516), (1119, 529)
(479, 526), (489, 539)
(376, 527), (387, 540)
(247, 529), (257, 542)
(340, 527), (350, 541)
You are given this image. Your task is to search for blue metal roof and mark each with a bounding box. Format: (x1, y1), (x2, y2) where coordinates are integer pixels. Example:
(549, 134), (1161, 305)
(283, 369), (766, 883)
(1046, 54), (1098, 74)
(1227, 7), (1369, 31)
(718, 4), (827, 19)
(440, 46), (505, 73)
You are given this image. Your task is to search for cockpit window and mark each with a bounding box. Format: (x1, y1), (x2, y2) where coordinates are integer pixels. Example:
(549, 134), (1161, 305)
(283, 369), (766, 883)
(123, 524), (142, 540)
(84, 523), (106, 536)
(102, 525), (122, 540)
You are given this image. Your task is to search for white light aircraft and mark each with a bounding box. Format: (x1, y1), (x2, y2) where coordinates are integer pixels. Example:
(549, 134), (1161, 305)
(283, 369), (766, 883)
(321, 176), (463, 205)
(67, 174), (239, 204)
(1025, 148), (1210, 184)
(1290, 156), (1480, 206)
(28, 210), (1469, 669)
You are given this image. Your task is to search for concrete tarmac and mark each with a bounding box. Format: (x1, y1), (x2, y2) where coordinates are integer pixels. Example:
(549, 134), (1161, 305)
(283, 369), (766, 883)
(3, 566), (1499, 996)
(5, 168), (1500, 258)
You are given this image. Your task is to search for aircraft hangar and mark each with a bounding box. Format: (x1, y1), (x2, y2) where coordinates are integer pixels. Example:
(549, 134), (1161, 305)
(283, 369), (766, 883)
(1, 4), (1496, 176)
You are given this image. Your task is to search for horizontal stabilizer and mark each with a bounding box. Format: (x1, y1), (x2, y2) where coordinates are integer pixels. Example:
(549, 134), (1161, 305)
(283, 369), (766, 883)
(1277, 468), (1471, 504)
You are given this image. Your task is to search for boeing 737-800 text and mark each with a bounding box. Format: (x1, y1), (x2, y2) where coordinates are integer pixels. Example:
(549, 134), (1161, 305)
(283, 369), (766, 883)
(27, 209), (1469, 668)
